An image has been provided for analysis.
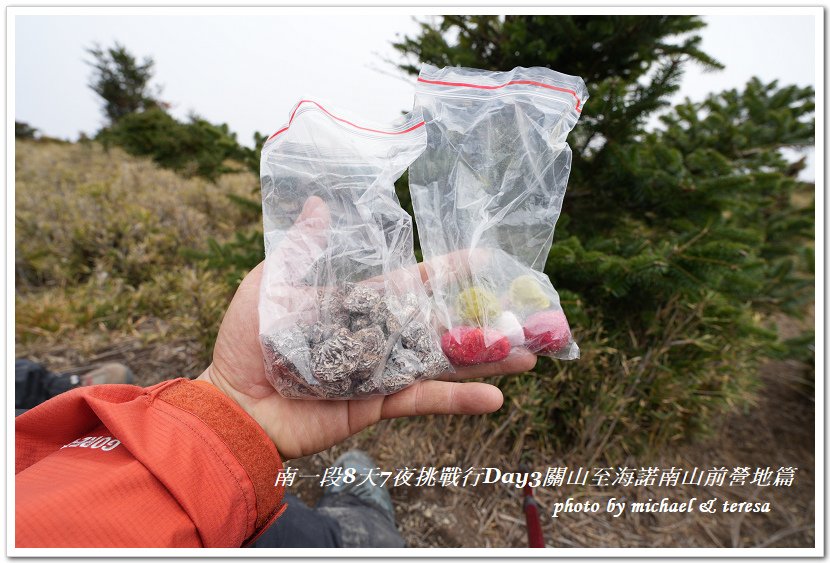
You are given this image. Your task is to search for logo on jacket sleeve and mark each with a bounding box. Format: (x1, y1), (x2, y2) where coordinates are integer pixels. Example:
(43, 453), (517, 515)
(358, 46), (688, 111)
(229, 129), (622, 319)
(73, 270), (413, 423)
(61, 436), (121, 452)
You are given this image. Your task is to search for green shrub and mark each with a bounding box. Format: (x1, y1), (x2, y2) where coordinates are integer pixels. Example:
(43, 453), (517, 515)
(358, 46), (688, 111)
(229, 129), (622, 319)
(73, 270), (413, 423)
(97, 108), (255, 181)
(86, 42), (265, 181)
(15, 121), (38, 139)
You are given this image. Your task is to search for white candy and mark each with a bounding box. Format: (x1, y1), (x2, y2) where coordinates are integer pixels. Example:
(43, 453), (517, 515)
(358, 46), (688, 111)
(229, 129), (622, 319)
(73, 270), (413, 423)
(492, 311), (525, 346)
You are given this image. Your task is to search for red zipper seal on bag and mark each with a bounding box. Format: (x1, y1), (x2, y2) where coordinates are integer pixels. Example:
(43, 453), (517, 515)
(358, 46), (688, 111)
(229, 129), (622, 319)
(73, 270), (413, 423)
(268, 100), (425, 141)
(417, 77), (583, 113)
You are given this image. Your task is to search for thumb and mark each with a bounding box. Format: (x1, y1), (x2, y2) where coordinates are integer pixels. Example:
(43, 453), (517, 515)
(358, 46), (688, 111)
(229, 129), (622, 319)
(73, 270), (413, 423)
(268, 196), (331, 284)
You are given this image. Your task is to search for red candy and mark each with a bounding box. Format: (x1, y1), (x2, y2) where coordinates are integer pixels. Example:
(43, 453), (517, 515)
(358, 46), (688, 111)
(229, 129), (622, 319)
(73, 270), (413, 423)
(523, 310), (571, 354)
(441, 326), (511, 366)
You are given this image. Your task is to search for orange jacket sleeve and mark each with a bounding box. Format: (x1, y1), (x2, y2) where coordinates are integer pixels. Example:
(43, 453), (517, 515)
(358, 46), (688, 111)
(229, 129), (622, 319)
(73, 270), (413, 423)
(15, 378), (287, 548)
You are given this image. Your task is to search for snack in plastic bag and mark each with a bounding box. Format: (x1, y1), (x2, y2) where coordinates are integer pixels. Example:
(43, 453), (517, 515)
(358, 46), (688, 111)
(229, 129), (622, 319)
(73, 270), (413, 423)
(259, 100), (451, 399)
(410, 64), (588, 364)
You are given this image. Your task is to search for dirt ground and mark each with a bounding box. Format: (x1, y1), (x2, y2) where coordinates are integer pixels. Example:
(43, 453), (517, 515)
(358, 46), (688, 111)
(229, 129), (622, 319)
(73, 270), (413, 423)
(17, 321), (815, 549)
(283, 358), (814, 548)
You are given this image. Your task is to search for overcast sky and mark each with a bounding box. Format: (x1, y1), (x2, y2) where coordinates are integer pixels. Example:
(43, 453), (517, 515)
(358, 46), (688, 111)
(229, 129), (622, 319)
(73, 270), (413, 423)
(14, 13), (816, 179)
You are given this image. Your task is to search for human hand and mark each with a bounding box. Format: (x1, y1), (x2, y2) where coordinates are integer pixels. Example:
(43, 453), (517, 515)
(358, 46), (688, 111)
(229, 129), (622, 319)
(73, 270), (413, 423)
(197, 197), (537, 460)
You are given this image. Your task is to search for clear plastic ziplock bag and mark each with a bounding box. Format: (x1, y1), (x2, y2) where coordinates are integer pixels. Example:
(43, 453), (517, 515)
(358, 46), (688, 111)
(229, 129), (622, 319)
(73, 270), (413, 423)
(259, 100), (451, 399)
(410, 64), (588, 365)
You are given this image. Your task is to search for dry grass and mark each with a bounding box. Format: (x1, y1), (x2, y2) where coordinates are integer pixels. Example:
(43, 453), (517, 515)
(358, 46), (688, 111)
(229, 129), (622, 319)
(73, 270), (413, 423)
(15, 139), (260, 373)
(16, 140), (256, 285)
(283, 356), (814, 548)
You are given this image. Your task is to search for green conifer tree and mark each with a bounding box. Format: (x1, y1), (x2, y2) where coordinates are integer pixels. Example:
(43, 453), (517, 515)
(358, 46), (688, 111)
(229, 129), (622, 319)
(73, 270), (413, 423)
(86, 42), (160, 124)
(393, 16), (815, 456)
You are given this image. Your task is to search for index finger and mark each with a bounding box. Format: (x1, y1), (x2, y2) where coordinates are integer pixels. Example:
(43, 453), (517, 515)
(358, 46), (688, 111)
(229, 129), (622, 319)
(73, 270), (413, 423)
(379, 380), (504, 420)
(437, 347), (537, 382)
(415, 247), (493, 286)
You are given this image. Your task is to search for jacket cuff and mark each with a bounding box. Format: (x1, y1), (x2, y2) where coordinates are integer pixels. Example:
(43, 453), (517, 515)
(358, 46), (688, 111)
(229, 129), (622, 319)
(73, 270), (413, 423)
(153, 379), (285, 542)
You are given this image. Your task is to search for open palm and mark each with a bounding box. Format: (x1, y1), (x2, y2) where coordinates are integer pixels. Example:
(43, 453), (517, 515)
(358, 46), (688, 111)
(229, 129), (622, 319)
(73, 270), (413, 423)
(198, 197), (536, 460)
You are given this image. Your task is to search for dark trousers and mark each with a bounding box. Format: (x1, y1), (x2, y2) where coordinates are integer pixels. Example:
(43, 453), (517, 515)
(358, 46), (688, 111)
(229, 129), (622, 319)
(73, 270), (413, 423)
(15, 359), (77, 413)
(253, 493), (405, 548)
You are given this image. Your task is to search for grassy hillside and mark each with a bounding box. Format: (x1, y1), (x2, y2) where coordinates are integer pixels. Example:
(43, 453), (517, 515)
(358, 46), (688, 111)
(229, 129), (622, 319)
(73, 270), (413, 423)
(15, 139), (260, 381)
